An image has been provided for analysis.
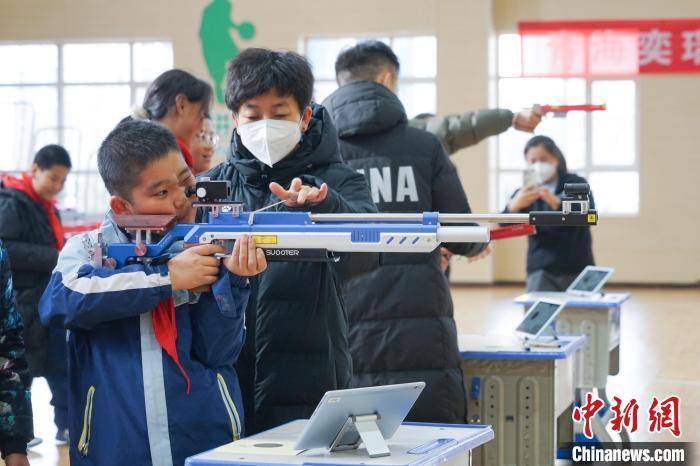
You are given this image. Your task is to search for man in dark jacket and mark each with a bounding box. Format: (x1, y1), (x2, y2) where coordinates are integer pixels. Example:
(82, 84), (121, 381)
(0, 145), (71, 443)
(323, 41), (490, 424)
(204, 48), (376, 434)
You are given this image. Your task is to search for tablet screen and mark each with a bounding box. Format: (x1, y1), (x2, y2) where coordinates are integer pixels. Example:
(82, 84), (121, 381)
(516, 301), (562, 336)
(570, 268), (611, 293)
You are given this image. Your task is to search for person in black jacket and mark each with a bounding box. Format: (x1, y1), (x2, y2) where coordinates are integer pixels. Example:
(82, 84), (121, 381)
(204, 48), (376, 434)
(0, 242), (33, 466)
(504, 135), (595, 291)
(0, 145), (71, 444)
(323, 41), (490, 424)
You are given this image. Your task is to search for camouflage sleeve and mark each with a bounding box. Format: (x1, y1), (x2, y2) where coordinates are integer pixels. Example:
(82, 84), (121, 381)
(0, 243), (33, 457)
(409, 108), (514, 155)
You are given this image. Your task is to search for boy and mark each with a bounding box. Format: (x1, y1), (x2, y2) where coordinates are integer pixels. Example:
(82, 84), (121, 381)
(0, 242), (32, 466)
(204, 48), (376, 434)
(0, 144), (71, 444)
(323, 41), (489, 424)
(39, 120), (267, 466)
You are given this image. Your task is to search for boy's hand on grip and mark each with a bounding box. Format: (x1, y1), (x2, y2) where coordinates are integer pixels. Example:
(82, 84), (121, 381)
(168, 244), (224, 291)
(224, 234), (267, 277)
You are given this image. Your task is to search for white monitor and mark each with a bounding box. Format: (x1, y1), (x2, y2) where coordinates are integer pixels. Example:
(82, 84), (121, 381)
(567, 266), (615, 296)
(515, 299), (566, 340)
(294, 382), (425, 457)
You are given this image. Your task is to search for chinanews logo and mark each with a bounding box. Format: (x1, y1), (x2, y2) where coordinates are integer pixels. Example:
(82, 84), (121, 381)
(573, 392), (682, 439)
(570, 392), (692, 465)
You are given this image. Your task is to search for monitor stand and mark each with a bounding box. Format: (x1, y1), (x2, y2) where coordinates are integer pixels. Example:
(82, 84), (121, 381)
(522, 327), (561, 349)
(329, 413), (390, 458)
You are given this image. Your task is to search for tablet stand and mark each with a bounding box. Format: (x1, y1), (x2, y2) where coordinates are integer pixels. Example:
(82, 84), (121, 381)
(523, 323), (561, 349)
(329, 413), (390, 458)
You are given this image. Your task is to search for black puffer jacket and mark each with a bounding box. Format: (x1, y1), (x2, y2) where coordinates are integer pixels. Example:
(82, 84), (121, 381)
(204, 105), (376, 434)
(0, 183), (60, 376)
(323, 81), (488, 423)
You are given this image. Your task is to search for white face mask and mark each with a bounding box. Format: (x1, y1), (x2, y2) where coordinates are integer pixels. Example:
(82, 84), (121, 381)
(528, 161), (556, 184)
(238, 118), (302, 167)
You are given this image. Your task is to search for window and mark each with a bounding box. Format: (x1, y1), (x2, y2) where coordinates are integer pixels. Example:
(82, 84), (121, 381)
(492, 34), (639, 216)
(0, 41), (173, 216)
(300, 35), (437, 119)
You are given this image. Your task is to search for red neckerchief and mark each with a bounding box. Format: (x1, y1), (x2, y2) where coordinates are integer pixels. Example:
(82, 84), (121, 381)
(152, 297), (191, 394)
(2, 173), (65, 250)
(159, 140), (191, 392)
(119, 136), (191, 392)
(177, 138), (194, 169)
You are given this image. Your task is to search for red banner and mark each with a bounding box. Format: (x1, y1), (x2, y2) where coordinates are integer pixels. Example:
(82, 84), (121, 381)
(518, 19), (700, 76)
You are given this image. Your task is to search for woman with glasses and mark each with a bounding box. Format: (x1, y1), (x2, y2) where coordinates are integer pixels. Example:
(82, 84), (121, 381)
(131, 69), (213, 170)
(191, 118), (220, 175)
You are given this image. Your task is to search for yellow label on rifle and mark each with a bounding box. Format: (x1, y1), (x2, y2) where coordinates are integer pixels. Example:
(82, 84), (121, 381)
(252, 235), (278, 245)
(588, 214), (597, 223)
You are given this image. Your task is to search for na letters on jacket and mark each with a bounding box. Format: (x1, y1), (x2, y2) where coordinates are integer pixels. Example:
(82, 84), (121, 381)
(356, 165), (419, 204)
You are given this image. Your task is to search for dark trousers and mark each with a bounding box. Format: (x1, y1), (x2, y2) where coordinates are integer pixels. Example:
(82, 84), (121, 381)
(526, 269), (579, 292)
(31, 327), (68, 432)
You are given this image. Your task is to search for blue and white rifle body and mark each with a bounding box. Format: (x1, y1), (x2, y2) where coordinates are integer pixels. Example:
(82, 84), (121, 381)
(103, 209), (500, 267)
(100, 181), (597, 267)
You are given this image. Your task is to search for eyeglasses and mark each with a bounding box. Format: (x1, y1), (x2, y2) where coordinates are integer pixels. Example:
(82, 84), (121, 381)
(197, 131), (220, 147)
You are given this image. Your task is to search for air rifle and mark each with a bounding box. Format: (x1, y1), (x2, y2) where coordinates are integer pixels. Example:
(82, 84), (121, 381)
(99, 181), (597, 268)
(534, 104), (606, 117)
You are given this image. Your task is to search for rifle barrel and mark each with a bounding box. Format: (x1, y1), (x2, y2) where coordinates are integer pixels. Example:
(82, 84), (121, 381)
(310, 213), (530, 224)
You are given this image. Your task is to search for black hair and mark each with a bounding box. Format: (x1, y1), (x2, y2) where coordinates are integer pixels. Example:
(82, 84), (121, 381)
(225, 48), (314, 113)
(523, 135), (568, 176)
(141, 69), (213, 121)
(414, 112), (436, 121)
(33, 144), (72, 170)
(98, 120), (179, 199)
(335, 40), (400, 86)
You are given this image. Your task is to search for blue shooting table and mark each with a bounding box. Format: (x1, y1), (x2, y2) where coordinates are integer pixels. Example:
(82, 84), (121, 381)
(186, 420), (494, 466)
(459, 334), (586, 466)
(514, 292), (631, 445)
(513, 292), (630, 392)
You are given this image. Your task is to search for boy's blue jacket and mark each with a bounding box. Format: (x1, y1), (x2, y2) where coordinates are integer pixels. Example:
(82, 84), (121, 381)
(39, 214), (249, 466)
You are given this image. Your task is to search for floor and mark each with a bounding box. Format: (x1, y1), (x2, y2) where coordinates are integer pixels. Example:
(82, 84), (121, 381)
(26, 285), (700, 466)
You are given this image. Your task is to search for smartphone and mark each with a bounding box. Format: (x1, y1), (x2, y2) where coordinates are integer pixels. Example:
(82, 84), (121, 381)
(523, 166), (541, 186)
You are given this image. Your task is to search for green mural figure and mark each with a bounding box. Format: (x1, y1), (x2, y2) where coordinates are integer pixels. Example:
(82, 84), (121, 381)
(199, 0), (256, 103)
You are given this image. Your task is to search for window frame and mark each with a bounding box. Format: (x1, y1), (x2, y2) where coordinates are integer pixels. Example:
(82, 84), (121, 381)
(299, 33), (437, 115)
(0, 38), (171, 164)
(0, 39), (173, 215)
(491, 33), (641, 217)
